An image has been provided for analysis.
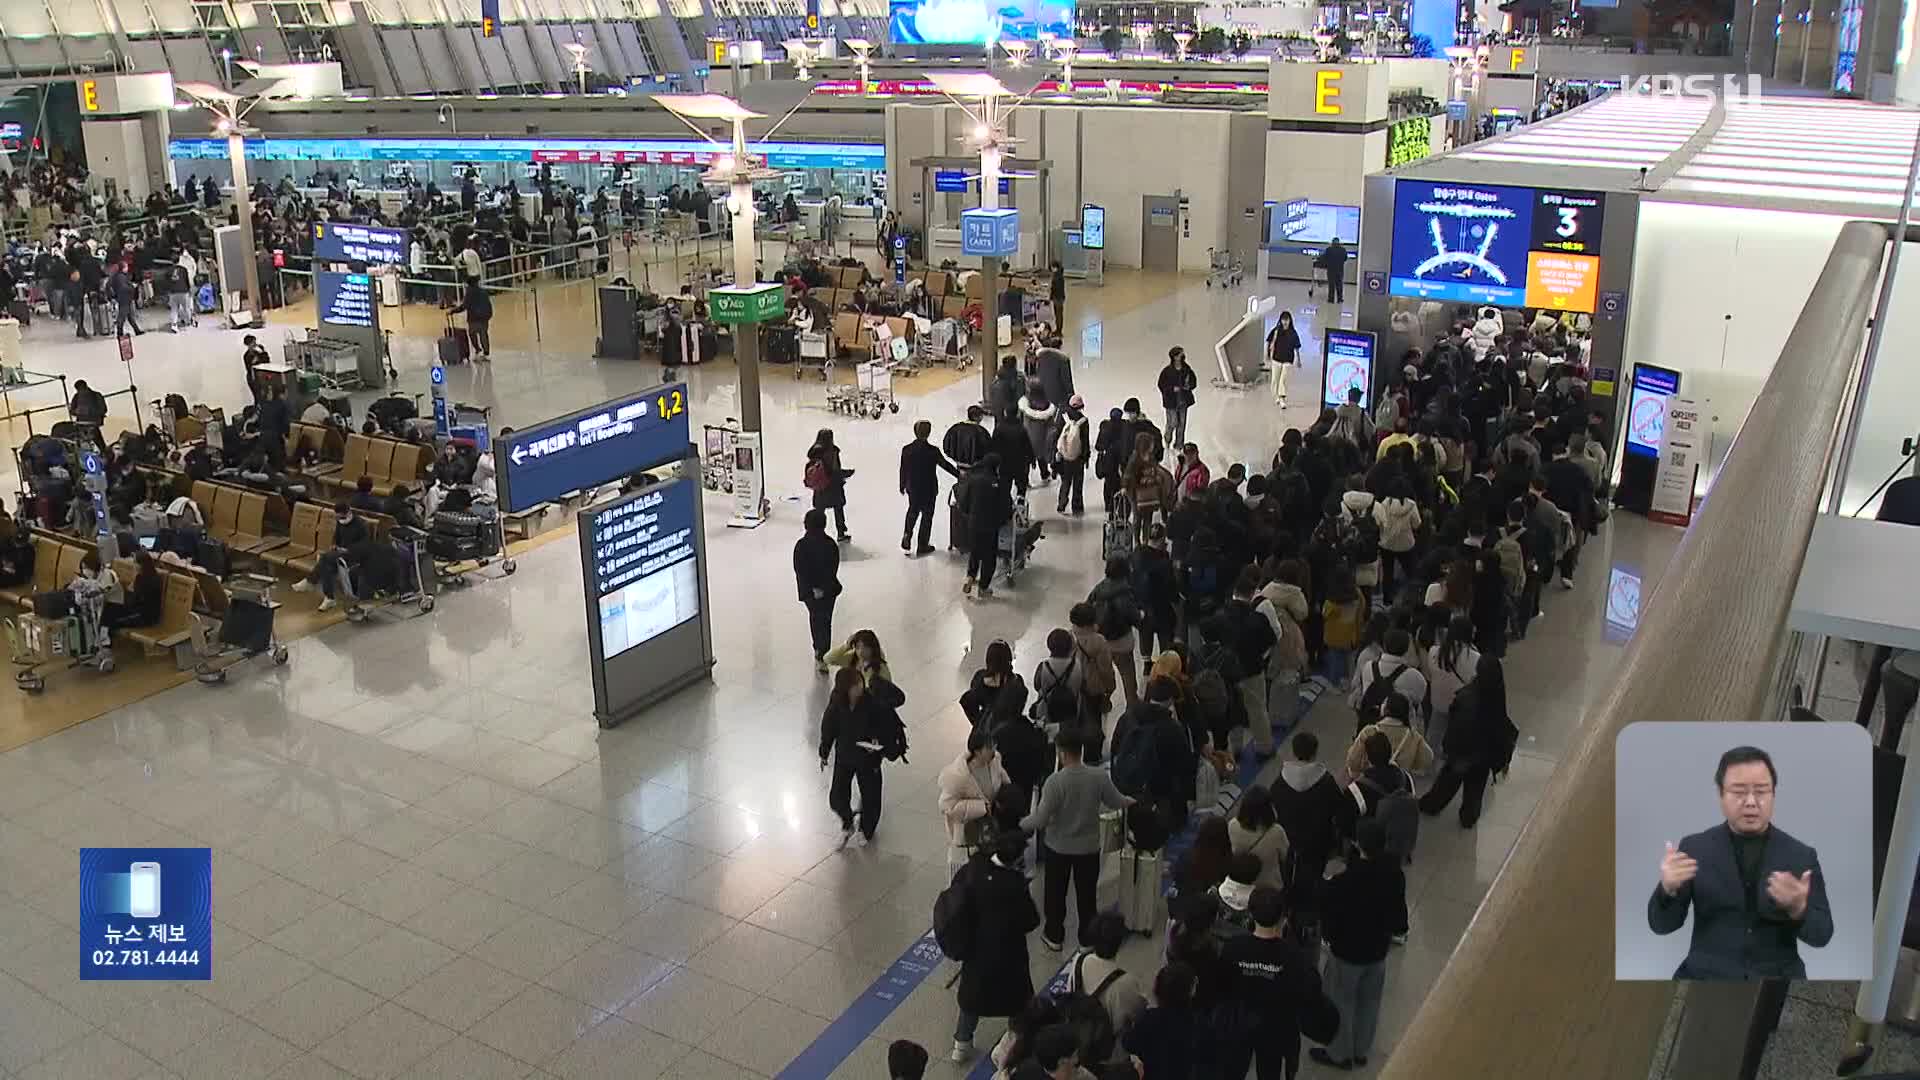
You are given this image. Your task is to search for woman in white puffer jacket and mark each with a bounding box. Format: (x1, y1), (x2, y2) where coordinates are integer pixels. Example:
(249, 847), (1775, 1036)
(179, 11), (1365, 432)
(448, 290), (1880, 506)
(1372, 475), (1424, 599)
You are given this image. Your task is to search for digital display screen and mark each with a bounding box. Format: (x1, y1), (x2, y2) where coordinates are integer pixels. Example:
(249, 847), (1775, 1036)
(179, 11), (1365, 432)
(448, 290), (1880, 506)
(496, 384), (691, 513)
(585, 480), (700, 658)
(888, 0), (1072, 44)
(1386, 116), (1434, 168)
(1323, 329), (1376, 409)
(1624, 363), (1681, 458)
(315, 271), (374, 328)
(168, 137), (885, 170)
(1269, 200), (1359, 254)
(1081, 205), (1105, 251)
(312, 222), (408, 266)
(1388, 181), (1606, 310)
(934, 170), (1010, 194)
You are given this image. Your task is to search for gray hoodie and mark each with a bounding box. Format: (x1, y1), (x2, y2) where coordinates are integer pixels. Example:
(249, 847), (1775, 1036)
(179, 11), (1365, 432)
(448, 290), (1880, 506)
(1281, 759), (1329, 793)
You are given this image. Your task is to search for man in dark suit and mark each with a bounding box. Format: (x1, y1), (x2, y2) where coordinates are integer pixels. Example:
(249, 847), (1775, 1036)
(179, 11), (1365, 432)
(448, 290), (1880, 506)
(792, 509), (842, 673)
(1647, 746), (1834, 979)
(899, 420), (957, 557)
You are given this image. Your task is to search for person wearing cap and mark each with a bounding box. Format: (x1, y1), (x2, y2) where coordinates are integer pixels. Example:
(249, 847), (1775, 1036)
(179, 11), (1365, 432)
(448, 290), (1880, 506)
(1053, 394), (1091, 515)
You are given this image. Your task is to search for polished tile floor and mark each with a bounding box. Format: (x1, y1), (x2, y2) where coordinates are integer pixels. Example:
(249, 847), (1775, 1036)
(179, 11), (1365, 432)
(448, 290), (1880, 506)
(0, 268), (1682, 1078)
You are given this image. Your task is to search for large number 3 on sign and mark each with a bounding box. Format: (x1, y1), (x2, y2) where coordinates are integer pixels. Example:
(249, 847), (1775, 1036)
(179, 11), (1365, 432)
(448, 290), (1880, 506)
(1557, 208), (1580, 238)
(656, 388), (685, 419)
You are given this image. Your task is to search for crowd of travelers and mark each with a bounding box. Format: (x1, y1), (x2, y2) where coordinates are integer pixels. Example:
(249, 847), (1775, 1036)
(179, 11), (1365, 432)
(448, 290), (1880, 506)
(806, 300), (1607, 1079)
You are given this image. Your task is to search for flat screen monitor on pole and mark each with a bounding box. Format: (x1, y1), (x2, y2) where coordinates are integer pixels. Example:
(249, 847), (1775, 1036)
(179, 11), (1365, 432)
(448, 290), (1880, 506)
(496, 383), (692, 513)
(1081, 205), (1105, 250)
(1322, 329), (1376, 410)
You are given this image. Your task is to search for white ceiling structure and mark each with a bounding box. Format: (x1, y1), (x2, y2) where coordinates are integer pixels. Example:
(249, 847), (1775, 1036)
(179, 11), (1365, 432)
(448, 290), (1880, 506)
(1400, 92), (1920, 218)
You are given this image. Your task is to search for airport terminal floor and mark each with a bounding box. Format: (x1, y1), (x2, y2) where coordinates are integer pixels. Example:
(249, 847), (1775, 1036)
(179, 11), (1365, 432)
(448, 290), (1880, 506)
(0, 263), (1689, 1079)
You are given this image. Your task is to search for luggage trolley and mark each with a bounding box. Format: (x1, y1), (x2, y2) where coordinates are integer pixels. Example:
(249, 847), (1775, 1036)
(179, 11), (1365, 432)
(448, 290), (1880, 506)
(1204, 247), (1244, 289)
(8, 591), (114, 693)
(855, 360), (899, 419)
(995, 494), (1044, 588)
(344, 525), (440, 622)
(188, 574), (290, 683)
(425, 501), (515, 589)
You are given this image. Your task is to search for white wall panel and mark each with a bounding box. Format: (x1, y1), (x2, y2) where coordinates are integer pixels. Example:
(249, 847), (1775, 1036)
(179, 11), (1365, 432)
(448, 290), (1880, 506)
(381, 28), (432, 91)
(500, 25), (547, 87)
(414, 25), (464, 92)
(612, 22), (650, 74)
(446, 26), (492, 92)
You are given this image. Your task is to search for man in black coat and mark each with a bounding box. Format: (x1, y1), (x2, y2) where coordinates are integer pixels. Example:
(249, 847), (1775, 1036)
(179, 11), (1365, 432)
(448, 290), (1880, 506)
(1271, 731), (1348, 924)
(942, 406), (991, 469)
(793, 508), (843, 671)
(1648, 746), (1834, 980)
(951, 831), (1041, 1063)
(899, 420), (958, 557)
(1542, 443), (1595, 587)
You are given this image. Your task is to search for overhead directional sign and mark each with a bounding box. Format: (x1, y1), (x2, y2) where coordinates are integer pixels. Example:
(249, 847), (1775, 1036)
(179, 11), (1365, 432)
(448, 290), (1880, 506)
(312, 222), (408, 266)
(496, 383), (692, 513)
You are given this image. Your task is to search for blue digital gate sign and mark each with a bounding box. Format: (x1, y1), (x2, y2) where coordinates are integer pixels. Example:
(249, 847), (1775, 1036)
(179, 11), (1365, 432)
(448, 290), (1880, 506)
(312, 222), (409, 266)
(585, 478), (701, 658)
(1624, 363), (1681, 458)
(315, 271), (375, 328)
(934, 170), (1010, 194)
(496, 383), (691, 513)
(1322, 328), (1376, 409)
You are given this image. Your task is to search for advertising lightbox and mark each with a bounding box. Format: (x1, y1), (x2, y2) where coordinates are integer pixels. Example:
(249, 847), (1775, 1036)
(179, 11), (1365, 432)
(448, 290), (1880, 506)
(888, 0), (1073, 44)
(1624, 363), (1681, 459)
(1322, 329), (1376, 410)
(1388, 181), (1606, 311)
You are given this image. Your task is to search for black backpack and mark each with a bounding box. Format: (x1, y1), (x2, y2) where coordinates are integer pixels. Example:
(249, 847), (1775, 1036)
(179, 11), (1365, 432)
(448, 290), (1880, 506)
(1093, 585), (1140, 641)
(993, 716), (1052, 793)
(1357, 660), (1412, 727)
(1032, 655), (1079, 727)
(1057, 965), (1120, 1064)
(1109, 716), (1161, 797)
(932, 861), (978, 961)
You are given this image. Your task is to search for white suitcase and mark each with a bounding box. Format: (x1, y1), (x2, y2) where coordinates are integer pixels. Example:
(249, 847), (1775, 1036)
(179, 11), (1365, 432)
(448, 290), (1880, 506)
(1116, 847), (1163, 936)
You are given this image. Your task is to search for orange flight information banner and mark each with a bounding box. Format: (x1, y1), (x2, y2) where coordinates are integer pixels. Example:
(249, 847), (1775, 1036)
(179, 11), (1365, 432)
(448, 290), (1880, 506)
(1525, 251), (1599, 313)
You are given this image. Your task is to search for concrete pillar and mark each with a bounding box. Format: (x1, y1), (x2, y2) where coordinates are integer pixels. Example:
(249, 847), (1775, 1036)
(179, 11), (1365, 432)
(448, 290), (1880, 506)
(1750, 0), (1783, 76)
(1895, 0), (1920, 103)
(1803, 0), (1841, 88)
(1732, 0), (1754, 65)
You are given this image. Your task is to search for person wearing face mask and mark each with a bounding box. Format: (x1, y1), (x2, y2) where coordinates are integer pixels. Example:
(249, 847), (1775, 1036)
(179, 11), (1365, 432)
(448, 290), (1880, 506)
(290, 501), (370, 611)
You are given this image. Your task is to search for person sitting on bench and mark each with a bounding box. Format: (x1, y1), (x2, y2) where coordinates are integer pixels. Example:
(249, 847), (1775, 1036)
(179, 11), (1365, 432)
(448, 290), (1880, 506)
(106, 551), (164, 630)
(291, 502), (369, 612)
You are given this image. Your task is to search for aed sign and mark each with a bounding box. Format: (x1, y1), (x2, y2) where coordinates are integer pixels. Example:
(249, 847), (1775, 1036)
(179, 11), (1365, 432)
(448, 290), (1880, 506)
(1315, 69), (1343, 115)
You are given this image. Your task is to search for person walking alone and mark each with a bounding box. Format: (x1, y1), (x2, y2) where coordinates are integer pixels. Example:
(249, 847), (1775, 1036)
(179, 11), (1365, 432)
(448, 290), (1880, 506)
(1157, 347), (1198, 450)
(107, 260), (143, 337)
(1311, 819), (1407, 1071)
(818, 666), (907, 848)
(1020, 730), (1133, 952)
(806, 429), (853, 542)
(793, 509), (843, 673)
(1267, 311), (1302, 405)
(900, 420), (958, 556)
(449, 274), (494, 361)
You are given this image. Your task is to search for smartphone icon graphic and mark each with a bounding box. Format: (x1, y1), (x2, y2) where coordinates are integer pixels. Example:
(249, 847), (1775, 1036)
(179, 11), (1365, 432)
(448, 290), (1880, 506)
(128, 863), (161, 919)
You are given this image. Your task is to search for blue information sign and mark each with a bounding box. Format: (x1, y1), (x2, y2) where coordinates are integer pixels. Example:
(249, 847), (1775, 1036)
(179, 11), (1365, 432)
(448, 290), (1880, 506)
(585, 478), (701, 658)
(312, 222), (409, 266)
(1322, 329), (1376, 410)
(80, 848), (213, 981)
(961, 208), (1020, 258)
(315, 270), (375, 329)
(496, 383), (692, 513)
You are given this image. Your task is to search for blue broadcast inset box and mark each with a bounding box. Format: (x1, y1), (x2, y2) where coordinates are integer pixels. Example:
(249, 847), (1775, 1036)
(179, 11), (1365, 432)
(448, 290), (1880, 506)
(79, 848), (212, 980)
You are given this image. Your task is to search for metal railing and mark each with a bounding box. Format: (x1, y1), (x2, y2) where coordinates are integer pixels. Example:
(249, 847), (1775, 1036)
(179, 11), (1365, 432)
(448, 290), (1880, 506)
(1379, 220), (1891, 1080)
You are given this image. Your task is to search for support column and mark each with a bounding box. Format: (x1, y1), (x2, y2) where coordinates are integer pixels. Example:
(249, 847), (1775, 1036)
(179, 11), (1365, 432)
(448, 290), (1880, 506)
(1895, 0), (1920, 103)
(1732, 0), (1754, 65)
(978, 258), (1000, 405)
(229, 132), (264, 326)
(1750, 0), (1783, 77)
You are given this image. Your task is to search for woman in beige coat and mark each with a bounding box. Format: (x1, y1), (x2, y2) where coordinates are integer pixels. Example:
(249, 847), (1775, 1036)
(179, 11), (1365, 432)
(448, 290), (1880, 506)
(938, 728), (1011, 873)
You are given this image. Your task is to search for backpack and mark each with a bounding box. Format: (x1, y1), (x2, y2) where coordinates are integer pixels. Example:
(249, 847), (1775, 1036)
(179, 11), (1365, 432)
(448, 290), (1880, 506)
(1354, 769), (1420, 861)
(1110, 715), (1162, 796)
(932, 861), (978, 961)
(1191, 642), (1240, 731)
(1031, 654), (1080, 727)
(1341, 510), (1382, 566)
(1185, 560), (1220, 605)
(1093, 586), (1139, 641)
(1178, 462), (1210, 501)
(1493, 532), (1527, 599)
(1356, 660), (1413, 726)
(1058, 965), (1121, 1064)
(1374, 390), (1402, 433)
(993, 716), (1052, 793)
(803, 459), (829, 491)
(1056, 417), (1086, 463)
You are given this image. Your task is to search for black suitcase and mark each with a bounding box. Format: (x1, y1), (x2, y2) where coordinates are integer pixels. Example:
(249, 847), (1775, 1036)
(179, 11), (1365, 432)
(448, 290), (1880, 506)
(32, 590), (72, 619)
(8, 299), (29, 326)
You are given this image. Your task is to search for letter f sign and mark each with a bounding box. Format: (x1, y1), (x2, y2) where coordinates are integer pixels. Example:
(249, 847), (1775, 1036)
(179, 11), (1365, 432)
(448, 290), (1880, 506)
(1315, 69), (1343, 115)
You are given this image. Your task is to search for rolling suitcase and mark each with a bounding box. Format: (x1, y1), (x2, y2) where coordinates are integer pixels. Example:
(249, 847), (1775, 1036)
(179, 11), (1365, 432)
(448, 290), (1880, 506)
(1116, 846), (1164, 936)
(437, 317), (468, 365)
(92, 299), (111, 337)
(1103, 497), (1133, 562)
(948, 483), (973, 553)
(8, 299), (30, 327)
